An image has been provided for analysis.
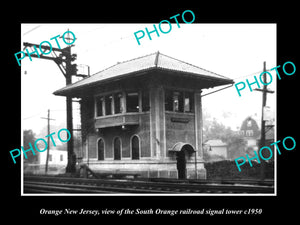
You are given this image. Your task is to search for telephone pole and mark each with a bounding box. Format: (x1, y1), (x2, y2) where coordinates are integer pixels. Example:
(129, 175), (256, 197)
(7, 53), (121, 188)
(23, 31), (87, 173)
(254, 61), (274, 180)
(41, 109), (55, 173)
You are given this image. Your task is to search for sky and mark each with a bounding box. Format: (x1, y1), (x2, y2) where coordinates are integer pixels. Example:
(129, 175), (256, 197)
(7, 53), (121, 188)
(21, 23), (276, 136)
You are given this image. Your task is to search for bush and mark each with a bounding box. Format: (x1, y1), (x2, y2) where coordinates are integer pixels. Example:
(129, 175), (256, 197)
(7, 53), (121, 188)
(204, 160), (274, 180)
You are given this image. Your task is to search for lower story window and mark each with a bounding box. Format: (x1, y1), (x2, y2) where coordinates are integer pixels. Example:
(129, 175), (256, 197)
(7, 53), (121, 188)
(113, 137), (121, 160)
(131, 135), (140, 160)
(98, 139), (105, 160)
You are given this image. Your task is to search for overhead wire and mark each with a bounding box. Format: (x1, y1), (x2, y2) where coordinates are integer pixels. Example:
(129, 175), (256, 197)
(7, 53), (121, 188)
(22, 25), (41, 36)
(231, 68), (273, 81)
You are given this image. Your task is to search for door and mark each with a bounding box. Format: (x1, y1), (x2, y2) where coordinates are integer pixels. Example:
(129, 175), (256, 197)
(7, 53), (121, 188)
(177, 149), (187, 179)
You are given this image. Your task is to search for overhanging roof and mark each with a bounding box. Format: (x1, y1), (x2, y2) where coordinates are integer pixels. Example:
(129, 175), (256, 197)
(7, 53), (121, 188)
(54, 51), (234, 96)
(169, 142), (195, 153)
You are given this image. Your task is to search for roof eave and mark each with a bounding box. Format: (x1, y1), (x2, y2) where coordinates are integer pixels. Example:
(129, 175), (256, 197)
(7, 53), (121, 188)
(53, 67), (234, 97)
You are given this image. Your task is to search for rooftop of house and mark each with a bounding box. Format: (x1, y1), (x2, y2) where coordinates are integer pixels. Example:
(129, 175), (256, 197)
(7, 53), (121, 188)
(240, 117), (259, 131)
(53, 51), (234, 96)
(240, 116), (260, 137)
(205, 139), (228, 147)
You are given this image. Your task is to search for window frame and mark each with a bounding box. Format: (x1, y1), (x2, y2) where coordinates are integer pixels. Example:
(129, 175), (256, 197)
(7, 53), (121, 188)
(164, 89), (195, 113)
(97, 138), (105, 161)
(114, 92), (123, 114)
(113, 136), (122, 160)
(126, 92), (139, 113)
(95, 90), (149, 118)
(95, 96), (104, 117)
(130, 135), (141, 160)
(105, 95), (113, 116)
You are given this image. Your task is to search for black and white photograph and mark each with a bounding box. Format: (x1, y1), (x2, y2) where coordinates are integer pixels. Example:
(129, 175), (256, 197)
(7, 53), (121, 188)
(5, 5), (298, 221)
(21, 23), (276, 196)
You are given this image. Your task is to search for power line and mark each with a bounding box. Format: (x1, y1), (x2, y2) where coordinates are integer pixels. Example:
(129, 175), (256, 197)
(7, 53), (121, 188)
(23, 25), (41, 36)
(23, 111), (43, 120)
(254, 62), (274, 181)
(232, 68), (273, 80)
(41, 109), (55, 173)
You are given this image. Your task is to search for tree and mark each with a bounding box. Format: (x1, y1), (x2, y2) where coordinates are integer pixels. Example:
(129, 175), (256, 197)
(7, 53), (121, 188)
(226, 132), (246, 159)
(203, 117), (246, 160)
(23, 129), (38, 164)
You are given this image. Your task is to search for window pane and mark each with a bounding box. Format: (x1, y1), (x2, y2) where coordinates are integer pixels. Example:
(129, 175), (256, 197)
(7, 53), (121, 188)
(98, 139), (104, 160)
(184, 92), (194, 112)
(174, 91), (183, 112)
(105, 95), (112, 115)
(142, 91), (150, 111)
(184, 97), (190, 112)
(131, 136), (140, 160)
(126, 92), (139, 112)
(96, 97), (104, 117)
(114, 137), (121, 160)
(114, 92), (123, 114)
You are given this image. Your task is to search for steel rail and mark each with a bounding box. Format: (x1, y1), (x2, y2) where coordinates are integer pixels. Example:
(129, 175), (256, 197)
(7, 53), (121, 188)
(24, 175), (274, 194)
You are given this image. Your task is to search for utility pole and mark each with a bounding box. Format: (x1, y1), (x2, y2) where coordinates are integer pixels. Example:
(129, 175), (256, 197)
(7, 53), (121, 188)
(41, 109), (55, 173)
(254, 61), (274, 180)
(23, 31), (87, 173)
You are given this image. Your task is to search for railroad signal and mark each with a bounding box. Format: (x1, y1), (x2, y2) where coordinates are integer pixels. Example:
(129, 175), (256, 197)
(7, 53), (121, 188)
(21, 30), (86, 173)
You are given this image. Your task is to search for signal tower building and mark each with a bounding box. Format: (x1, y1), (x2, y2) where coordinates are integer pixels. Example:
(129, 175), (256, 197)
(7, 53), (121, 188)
(54, 52), (233, 179)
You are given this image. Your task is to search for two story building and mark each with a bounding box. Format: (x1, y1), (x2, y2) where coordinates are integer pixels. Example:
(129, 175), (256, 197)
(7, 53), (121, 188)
(54, 52), (234, 179)
(240, 116), (260, 150)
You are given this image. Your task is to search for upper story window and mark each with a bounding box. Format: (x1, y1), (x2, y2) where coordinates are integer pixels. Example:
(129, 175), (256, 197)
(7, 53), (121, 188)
(95, 90), (150, 117)
(173, 91), (184, 112)
(184, 92), (194, 112)
(105, 95), (113, 115)
(96, 96), (104, 117)
(165, 89), (194, 113)
(114, 92), (123, 114)
(126, 92), (139, 112)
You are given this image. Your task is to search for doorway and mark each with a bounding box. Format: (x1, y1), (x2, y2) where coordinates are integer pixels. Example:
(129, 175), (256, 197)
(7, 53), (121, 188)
(171, 142), (195, 179)
(177, 149), (187, 179)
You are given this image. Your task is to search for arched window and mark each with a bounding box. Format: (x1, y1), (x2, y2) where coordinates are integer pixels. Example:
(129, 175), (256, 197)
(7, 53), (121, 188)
(113, 137), (121, 160)
(131, 135), (140, 160)
(97, 138), (105, 160)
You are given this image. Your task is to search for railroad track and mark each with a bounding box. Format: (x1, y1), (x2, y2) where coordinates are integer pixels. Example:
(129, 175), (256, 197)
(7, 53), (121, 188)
(24, 175), (274, 194)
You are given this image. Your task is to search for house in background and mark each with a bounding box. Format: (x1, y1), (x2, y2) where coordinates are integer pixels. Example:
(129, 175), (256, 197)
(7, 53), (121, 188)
(24, 148), (68, 175)
(204, 139), (228, 161)
(38, 149), (68, 166)
(54, 52), (234, 179)
(239, 116), (260, 152)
